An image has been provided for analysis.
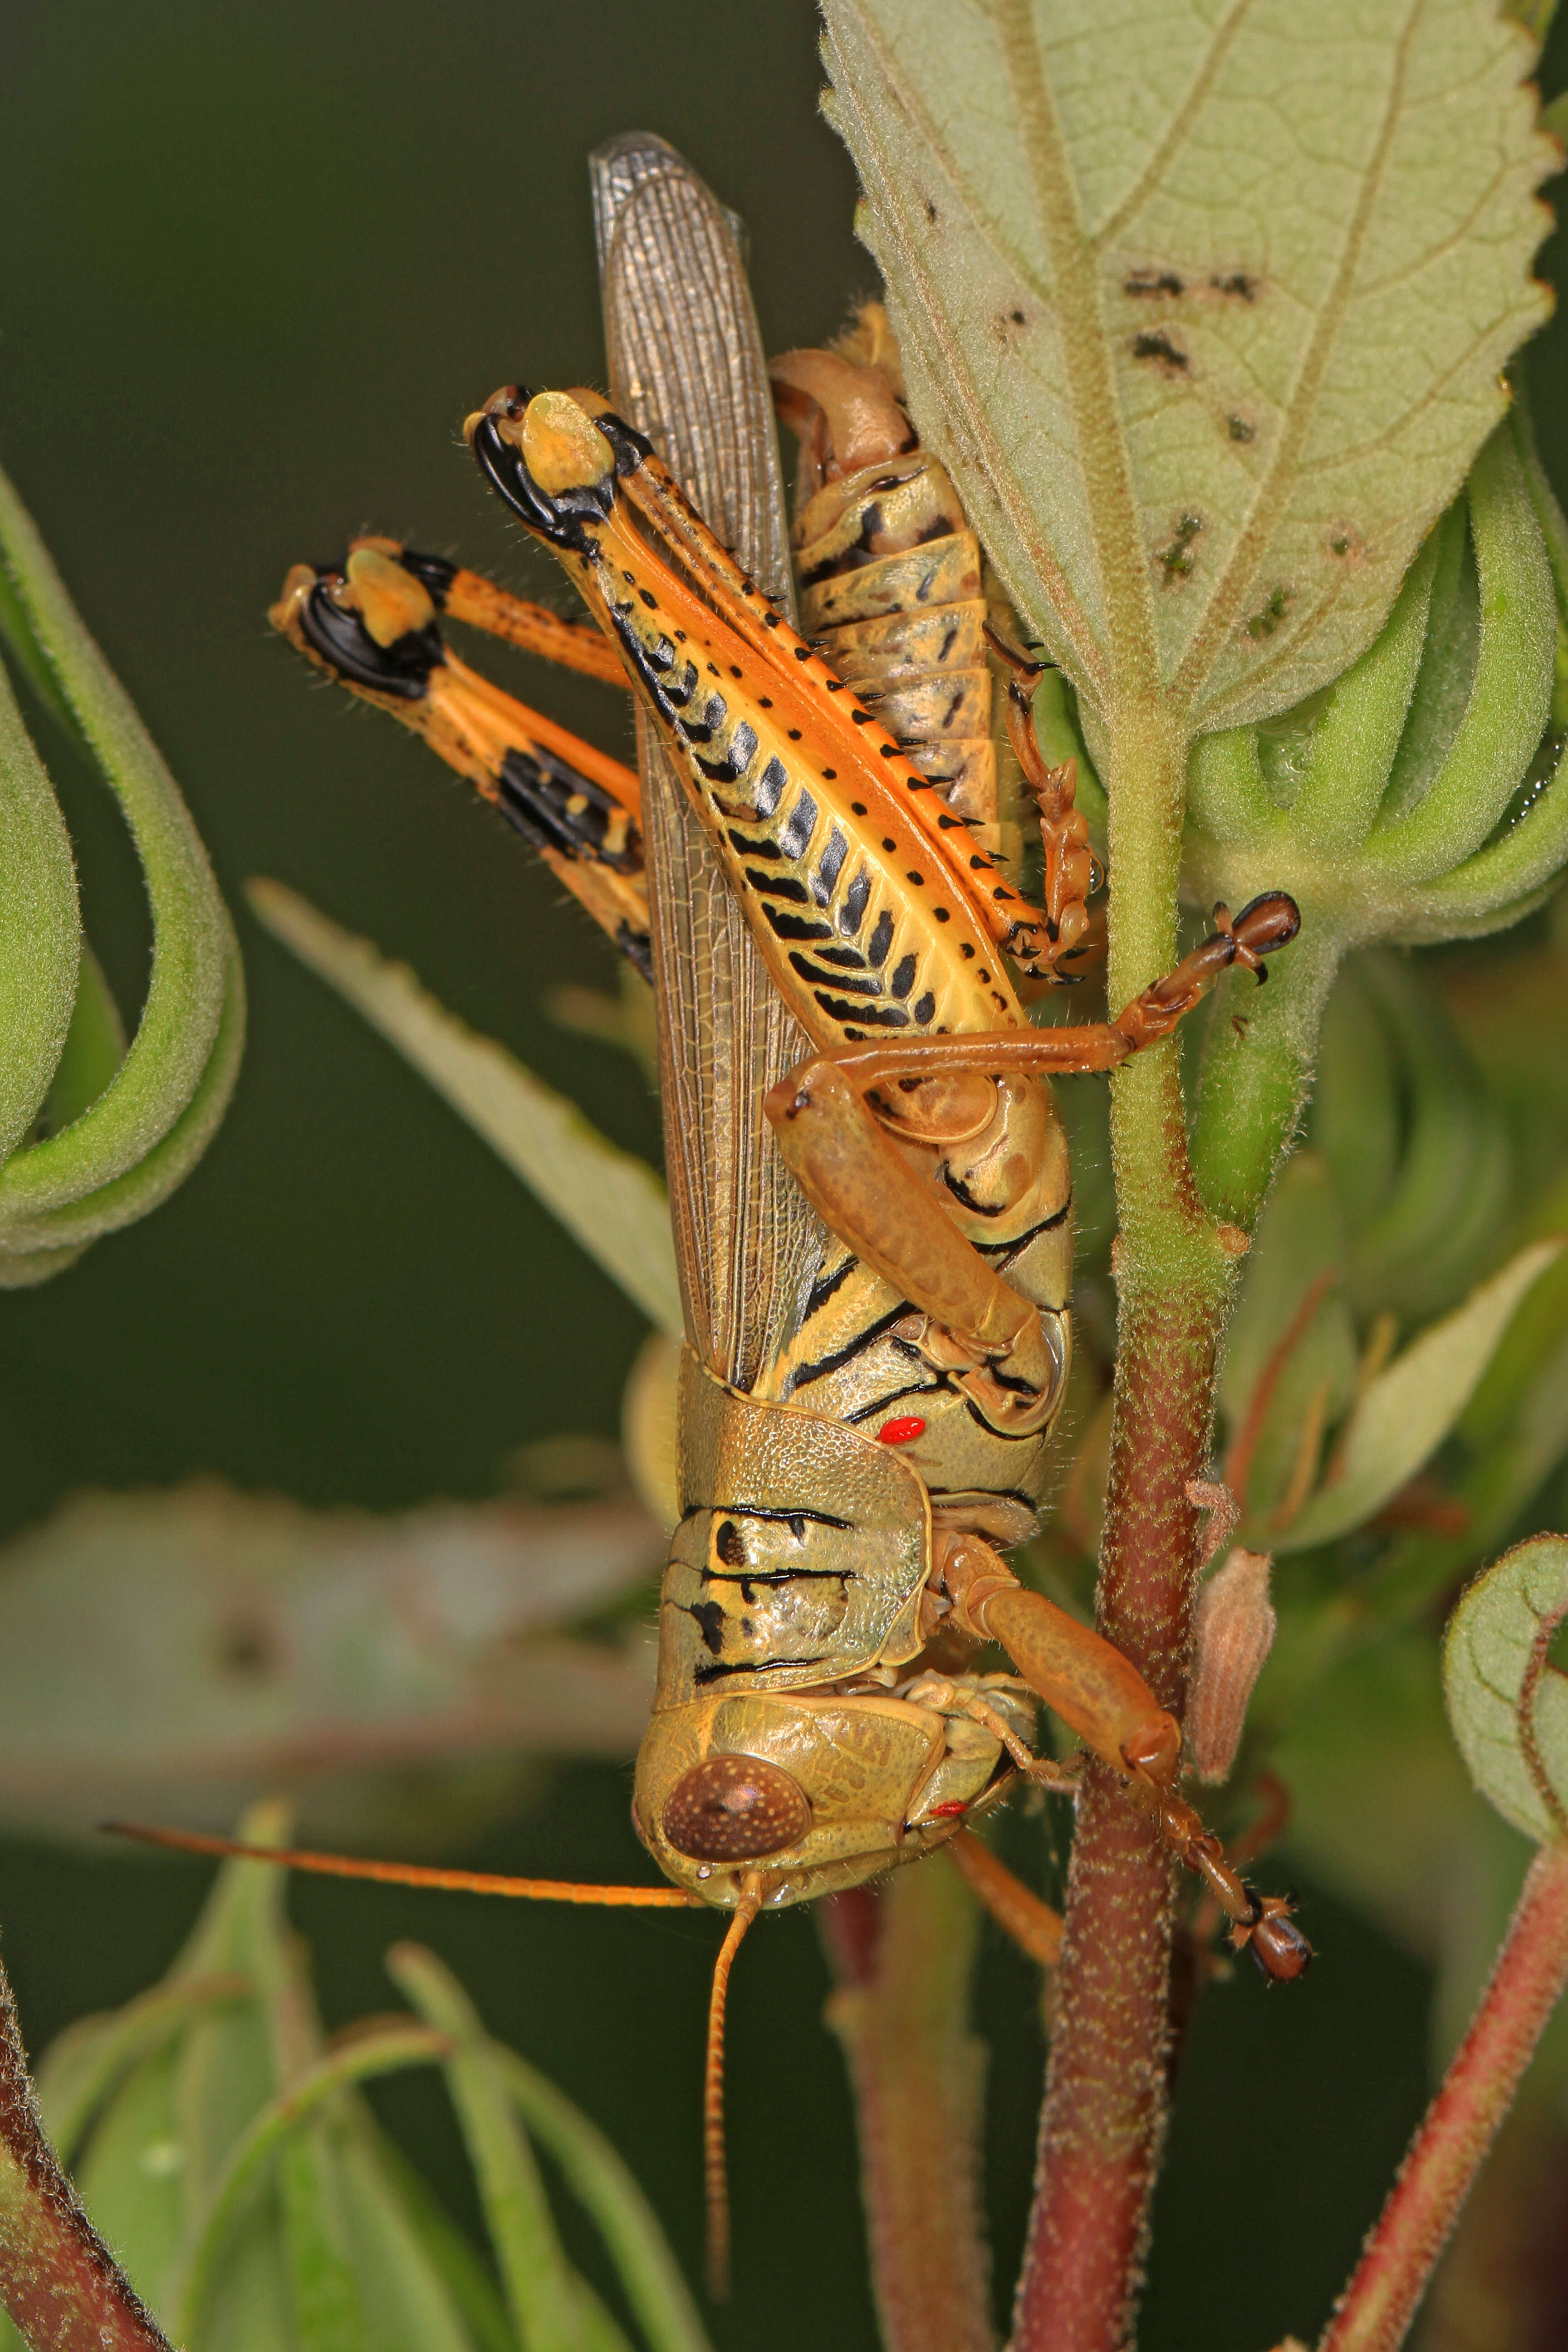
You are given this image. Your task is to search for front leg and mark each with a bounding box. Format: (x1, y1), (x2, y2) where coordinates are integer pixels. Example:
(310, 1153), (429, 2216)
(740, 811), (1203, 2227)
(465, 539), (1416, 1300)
(933, 1532), (1311, 1981)
(828, 891), (1301, 1097)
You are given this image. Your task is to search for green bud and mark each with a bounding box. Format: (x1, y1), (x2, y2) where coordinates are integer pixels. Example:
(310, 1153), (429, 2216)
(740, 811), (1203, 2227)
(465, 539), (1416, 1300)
(1187, 407), (1568, 1224)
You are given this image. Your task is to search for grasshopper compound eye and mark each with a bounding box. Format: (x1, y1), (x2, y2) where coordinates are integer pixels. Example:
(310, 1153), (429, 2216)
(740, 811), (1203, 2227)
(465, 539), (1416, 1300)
(662, 1755), (812, 1862)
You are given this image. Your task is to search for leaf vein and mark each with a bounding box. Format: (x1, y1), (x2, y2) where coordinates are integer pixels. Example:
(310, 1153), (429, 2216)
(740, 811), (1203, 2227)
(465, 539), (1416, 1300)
(1091, 0), (1259, 254)
(1171, 0), (1427, 708)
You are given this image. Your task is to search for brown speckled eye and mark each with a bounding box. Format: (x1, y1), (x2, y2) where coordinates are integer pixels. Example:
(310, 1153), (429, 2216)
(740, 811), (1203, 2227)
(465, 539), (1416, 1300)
(661, 1755), (812, 1862)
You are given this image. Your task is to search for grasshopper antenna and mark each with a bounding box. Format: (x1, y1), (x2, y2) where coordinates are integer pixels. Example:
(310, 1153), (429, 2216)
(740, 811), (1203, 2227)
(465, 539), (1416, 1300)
(704, 1872), (764, 2301)
(102, 1822), (696, 1907)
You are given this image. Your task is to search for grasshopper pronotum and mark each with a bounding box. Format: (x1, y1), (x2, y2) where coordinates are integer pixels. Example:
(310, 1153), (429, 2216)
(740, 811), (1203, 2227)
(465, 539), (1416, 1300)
(122, 134), (1309, 2291)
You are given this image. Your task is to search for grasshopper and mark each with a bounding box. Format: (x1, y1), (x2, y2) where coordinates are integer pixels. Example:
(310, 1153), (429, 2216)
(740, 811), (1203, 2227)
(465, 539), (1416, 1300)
(128, 135), (1309, 2290)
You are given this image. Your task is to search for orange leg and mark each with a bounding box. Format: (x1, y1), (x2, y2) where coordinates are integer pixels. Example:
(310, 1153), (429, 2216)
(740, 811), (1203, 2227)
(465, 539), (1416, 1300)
(829, 891), (1301, 1093)
(270, 550), (651, 971)
(351, 539), (632, 686)
(764, 895), (1299, 1424)
(946, 1828), (1063, 1968)
(930, 1534), (1311, 1981)
(986, 629), (1103, 982)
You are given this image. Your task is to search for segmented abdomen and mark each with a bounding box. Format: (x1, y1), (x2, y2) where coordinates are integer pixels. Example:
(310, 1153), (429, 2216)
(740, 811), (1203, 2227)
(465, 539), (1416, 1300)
(793, 457), (1025, 874)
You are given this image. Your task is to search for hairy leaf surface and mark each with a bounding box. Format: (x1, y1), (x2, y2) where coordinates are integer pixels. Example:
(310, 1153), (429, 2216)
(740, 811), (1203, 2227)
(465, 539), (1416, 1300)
(1444, 1532), (1568, 1842)
(822, 0), (1554, 734)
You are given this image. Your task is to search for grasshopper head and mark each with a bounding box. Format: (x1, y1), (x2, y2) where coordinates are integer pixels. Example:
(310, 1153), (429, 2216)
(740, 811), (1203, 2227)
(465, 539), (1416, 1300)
(632, 1686), (1024, 1911)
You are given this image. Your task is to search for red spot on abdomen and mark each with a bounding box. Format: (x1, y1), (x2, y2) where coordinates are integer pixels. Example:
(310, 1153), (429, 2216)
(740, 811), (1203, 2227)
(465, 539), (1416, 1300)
(926, 1800), (967, 1820)
(877, 1415), (926, 1446)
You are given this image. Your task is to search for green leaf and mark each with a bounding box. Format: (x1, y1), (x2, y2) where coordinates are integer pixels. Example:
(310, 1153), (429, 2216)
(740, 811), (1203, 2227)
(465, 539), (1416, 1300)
(40, 947), (127, 1135)
(0, 947), (131, 1285)
(172, 2025), (452, 2344)
(358, 2139), (515, 2352)
(69, 2039), (192, 2327)
(169, 1803), (298, 2207)
(247, 879), (682, 1341)
(242, 1825), (372, 2352)
(0, 1480), (654, 1840)
(387, 1943), (596, 2352)
(0, 916), (245, 1271)
(1367, 421), (1557, 888)
(36, 1974), (251, 2168)
(0, 650), (78, 1161)
(821, 0), (1554, 734)
(277, 2121), (374, 2352)
(0, 462), (240, 1233)
(485, 2043), (713, 2352)
(1443, 1532), (1568, 1843)
(1275, 1238), (1563, 1552)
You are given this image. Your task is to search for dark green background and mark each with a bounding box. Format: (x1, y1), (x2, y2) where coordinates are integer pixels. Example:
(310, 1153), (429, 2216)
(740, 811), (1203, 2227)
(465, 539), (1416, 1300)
(0, 6), (1561, 2347)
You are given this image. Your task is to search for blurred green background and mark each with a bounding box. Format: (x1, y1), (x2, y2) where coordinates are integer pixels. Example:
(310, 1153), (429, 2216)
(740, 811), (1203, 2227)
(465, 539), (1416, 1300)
(0, 5), (1564, 2348)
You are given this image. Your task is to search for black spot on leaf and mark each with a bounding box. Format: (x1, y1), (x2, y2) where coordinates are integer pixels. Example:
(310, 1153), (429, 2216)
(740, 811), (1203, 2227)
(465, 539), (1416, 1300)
(1131, 331), (1189, 375)
(1157, 514), (1204, 585)
(1246, 586), (1292, 641)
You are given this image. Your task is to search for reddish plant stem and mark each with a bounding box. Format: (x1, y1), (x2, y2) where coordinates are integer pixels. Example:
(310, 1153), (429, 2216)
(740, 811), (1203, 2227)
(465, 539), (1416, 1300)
(823, 1868), (996, 2352)
(1318, 1838), (1568, 2352)
(0, 1954), (172, 2352)
(1011, 1279), (1220, 2352)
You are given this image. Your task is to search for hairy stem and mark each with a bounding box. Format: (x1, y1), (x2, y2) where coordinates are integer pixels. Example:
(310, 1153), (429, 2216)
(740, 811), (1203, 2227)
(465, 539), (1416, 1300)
(0, 1950), (172, 2352)
(823, 1868), (995, 2352)
(1318, 1838), (1568, 2352)
(1013, 703), (1245, 2352)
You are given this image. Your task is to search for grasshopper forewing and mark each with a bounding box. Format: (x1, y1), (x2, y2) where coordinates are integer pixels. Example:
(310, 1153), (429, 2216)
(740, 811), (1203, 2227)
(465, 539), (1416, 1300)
(589, 131), (825, 1398)
(121, 133), (1311, 2303)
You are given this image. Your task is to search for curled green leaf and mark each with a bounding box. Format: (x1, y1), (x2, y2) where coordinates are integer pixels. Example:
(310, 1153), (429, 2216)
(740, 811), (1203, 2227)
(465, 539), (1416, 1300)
(0, 465), (240, 1241)
(248, 878), (681, 1340)
(40, 948), (127, 1137)
(1443, 1533), (1568, 1844)
(0, 920), (244, 1280)
(0, 653), (78, 1165)
(1191, 421), (1568, 1226)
